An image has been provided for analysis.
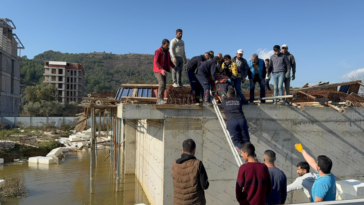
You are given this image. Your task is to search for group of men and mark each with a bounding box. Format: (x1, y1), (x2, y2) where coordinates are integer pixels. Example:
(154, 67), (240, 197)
(172, 139), (337, 205)
(153, 28), (296, 105)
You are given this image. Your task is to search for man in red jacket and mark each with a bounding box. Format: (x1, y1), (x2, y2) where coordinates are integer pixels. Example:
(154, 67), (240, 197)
(154, 39), (175, 104)
(236, 142), (272, 205)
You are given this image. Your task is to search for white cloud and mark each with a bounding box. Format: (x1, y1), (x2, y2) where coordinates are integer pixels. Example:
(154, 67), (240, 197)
(257, 49), (274, 60)
(342, 68), (364, 79)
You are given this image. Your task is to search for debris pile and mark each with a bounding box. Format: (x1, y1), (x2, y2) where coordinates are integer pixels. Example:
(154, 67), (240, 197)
(294, 90), (364, 107)
(166, 86), (193, 104)
(0, 141), (15, 151)
(56, 128), (111, 150)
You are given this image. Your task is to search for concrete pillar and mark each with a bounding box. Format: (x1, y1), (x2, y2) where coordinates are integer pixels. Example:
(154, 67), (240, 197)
(124, 120), (137, 174)
(163, 118), (204, 205)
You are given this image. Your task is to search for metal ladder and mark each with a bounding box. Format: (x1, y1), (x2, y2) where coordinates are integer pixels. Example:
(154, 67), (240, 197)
(211, 96), (243, 166)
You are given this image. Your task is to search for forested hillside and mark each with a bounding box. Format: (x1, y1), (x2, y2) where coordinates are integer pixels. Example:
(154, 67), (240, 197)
(20, 50), (190, 95)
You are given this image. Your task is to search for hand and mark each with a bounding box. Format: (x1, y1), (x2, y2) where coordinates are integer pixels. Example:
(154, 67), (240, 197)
(295, 143), (303, 153)
(160, 70), (166, 76)
(215, 80), (218, 84)
(173, 58), (177, 64)
(292, 74), (295, 81)
(285, 73), (290, 79)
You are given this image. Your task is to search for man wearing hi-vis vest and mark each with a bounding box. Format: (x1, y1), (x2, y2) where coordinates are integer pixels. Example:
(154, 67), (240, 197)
(248, 54), (267, 103)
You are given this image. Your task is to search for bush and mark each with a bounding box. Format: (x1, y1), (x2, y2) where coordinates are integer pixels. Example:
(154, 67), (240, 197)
(0, 175), (28, 201)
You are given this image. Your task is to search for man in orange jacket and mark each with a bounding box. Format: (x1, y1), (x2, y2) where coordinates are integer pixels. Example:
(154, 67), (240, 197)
(153, 39), (175, 104)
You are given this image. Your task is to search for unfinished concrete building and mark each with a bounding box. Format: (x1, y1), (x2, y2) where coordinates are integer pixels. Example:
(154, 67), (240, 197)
(43, 61), (85, 103)
(0, 18), (24, 117)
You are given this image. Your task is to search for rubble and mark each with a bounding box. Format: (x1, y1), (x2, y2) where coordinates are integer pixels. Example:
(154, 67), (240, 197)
(0, 140), (15, 151)
(166, 86), (193, 104)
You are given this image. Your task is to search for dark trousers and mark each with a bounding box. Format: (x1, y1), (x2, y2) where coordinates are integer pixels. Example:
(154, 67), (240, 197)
(154, 72), (166, 101)
(226, 118), (250, 149)
(195, 72), (211, 102)
(250, 76), (266, 103)
(186, 69), (203, 100)
(172, 57), (183, 85)
(265, 79), (271, 91)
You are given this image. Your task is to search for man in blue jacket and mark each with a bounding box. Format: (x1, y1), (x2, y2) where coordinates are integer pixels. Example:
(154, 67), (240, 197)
(186, 52), (210, 103)
(248, 54), (266, 103)
(196, 58), (217, 106)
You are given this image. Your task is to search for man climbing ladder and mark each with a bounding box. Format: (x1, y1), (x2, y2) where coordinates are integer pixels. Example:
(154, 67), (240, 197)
(221, 89), (250, 150)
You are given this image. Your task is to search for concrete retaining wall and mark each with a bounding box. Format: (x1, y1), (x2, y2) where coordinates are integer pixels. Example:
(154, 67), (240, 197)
(119, 104), (364, 205)
(0, 116), (112, 127)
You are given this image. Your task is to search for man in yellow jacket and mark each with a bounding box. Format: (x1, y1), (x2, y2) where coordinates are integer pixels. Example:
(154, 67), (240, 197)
(221, 55), (248, 104)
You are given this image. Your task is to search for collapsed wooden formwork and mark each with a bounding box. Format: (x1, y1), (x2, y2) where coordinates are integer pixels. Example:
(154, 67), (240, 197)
(290, 80), (364, 113)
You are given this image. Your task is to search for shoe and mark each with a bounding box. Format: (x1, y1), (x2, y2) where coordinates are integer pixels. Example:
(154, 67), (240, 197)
(278, 101), (285, 105)
(274, 101), (278, 105)
(203, 102), (212, 106)
(157, 99), (167, 105)
(284, 101), (290, 105)
(179, 83), (184, 88)
(172, 83), (179, 87)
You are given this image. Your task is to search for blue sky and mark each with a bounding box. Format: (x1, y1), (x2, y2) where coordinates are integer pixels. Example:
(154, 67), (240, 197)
(3, 0), (364, 87)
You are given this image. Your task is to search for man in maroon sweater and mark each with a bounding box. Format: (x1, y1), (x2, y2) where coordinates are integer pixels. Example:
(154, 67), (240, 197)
(236, 142), (272, 205)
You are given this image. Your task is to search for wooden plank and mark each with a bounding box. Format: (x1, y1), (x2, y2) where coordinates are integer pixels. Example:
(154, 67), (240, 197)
(121, 84), (191, 88)
(119, 97), (158, 102)
(154, 104), (202, 110)
(348, 84), (360, 94)
(78, 103), (118, 108)
(298, 80), (362, 91)
(147, 119), (162, 127)
(121, 84), (161, 88)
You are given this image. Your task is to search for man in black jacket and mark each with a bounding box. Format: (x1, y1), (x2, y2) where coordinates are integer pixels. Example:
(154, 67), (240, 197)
(221, 89), (250, 150)
(196, 58), (217, 106)
(172, 139), (209, 205)
(186, 52), (210, 103)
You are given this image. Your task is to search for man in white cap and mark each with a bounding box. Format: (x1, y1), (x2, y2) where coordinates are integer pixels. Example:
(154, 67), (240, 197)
(281, 44), (296, 104)
(232, 49), (249, 104)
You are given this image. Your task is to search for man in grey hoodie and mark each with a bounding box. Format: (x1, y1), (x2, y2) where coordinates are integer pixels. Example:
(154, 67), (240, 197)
(170, 29), (187, 87)
(268, 45), (291, 104)
(282, 44), (296, 104)
(287, 161), (316, 202)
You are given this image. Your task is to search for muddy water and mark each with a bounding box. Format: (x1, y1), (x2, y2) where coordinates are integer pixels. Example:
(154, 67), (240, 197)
(0, 150), (150, 205)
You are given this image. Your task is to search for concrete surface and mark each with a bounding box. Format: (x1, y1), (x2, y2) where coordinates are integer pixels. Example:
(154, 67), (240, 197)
(124, 120), (137, 175)
(0, 179), (4, 188)
(28, 156), (43, 164)
(336, 179), (364, 197)
(119, 104), (364, 205)
(38, 157), (57, 164)
(46, 147), (63, 158)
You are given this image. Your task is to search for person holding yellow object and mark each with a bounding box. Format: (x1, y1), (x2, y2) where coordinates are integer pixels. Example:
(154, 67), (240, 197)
(294, 143), (336, 202)
(221, 54), (248, 104)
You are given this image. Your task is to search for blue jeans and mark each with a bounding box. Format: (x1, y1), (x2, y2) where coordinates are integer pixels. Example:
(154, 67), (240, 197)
(234, 78), (246, 101)
(227, 118), (250, 149)
(272, 72), (285, 102)
(250, 77), (266, 103)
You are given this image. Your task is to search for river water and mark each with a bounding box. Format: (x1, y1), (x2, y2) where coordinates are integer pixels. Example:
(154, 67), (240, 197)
(0, 149), (150, 205)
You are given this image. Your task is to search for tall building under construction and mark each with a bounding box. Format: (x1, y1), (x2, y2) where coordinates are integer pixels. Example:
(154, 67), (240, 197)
(43, 61), (85, 103)
(0, 18), (24, 117)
